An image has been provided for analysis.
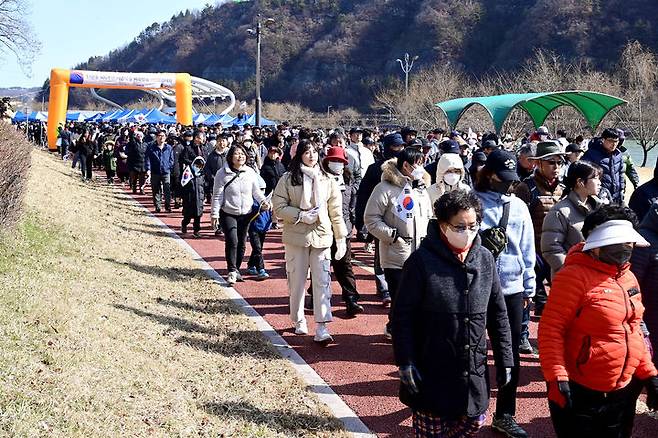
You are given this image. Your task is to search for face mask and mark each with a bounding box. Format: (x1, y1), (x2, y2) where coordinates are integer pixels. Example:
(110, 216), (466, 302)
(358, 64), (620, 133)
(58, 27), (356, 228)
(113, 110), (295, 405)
(598, 244), (633, 267)
(327, 161), (344, 174)
(411, 166), (425, 181)
(385, 147), (403, 159)
(442, 225), (479, 250)
(492, 180), (513, 194)
(443, 172), (461, 186)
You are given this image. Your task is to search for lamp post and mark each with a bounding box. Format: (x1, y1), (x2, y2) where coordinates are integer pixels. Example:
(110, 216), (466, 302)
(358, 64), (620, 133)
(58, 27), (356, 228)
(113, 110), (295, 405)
(247, 15), (275, 127)
(396, 52), (418, 100)
(327, 105), (332, 118)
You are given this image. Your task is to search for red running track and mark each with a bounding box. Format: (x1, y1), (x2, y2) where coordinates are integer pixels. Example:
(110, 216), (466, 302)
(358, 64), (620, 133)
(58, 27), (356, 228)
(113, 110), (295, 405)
(124, 187), (656, 438)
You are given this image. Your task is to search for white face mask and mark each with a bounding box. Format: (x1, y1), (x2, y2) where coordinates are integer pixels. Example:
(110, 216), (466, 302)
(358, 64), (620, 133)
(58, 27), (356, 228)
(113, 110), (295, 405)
(442, 224), (479, 250)
(411, 166), (425, 181)
(327, 161), (344, 174)
(443, 172), (461, 186)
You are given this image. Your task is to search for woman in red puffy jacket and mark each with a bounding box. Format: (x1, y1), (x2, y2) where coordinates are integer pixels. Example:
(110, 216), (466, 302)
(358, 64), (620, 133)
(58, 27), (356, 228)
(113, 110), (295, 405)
(538, 205), (658, 437)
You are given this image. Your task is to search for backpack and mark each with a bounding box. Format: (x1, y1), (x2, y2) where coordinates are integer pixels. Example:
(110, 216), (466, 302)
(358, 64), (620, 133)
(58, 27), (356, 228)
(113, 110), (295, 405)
(480, 201), (510, 259)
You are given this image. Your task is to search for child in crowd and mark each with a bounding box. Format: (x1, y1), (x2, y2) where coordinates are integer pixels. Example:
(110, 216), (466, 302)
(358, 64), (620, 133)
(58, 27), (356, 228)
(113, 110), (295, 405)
(181, 156), (206, 238)
(246, 178), (273, 280)
(102, 140), (117, 184)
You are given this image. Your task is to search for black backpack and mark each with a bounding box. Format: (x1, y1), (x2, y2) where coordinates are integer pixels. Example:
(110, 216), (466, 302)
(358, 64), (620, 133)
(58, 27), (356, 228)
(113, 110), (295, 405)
(480, 201), (510, 259)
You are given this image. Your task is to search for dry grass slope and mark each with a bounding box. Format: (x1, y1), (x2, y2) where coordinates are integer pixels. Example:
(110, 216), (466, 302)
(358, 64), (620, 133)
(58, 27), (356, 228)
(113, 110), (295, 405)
(0, 151), (347, 437)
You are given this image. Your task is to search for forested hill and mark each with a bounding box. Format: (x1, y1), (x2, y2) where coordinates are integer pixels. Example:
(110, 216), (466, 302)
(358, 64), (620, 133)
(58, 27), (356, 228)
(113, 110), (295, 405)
(55, 0), (658, 111)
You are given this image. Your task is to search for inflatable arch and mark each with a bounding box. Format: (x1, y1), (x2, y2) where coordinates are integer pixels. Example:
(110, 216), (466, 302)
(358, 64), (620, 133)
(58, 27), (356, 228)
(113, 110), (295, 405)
(47, 68), (193, 150)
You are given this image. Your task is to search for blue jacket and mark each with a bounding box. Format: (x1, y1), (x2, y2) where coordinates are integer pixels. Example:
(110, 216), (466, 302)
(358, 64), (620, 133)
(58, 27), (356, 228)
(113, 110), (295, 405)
(475, 190), (536, 298)
(582, 138), (625, 205)
(145, 143), (175, 175)
(249, 200), (272, 233)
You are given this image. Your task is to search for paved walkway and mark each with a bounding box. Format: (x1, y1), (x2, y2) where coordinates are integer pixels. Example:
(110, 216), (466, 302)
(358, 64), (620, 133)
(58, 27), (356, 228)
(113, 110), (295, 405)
(126, 187), (656, 438)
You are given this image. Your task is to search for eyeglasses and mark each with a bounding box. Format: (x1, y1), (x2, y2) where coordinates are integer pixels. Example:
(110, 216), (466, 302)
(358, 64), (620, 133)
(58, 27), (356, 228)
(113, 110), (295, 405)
(543, 160), (564, 167)
(447, 222), (480, 233)
(604, 138), (620, 143)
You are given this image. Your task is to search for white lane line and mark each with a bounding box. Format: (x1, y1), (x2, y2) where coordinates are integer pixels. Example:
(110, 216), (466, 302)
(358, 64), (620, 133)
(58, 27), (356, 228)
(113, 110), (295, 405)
(118, 191), (375, 437)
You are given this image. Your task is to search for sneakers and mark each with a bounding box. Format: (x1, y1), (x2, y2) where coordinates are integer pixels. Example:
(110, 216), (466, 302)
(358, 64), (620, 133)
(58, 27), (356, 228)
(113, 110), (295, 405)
(381, 291), (392, 307)
(192, 231), (201, 238)
(294, 319), (308, 335)
(384, 324), (392, 340)
(492, 414), (528, 438)
(257, 269), (270, 280)
(246, 266), (258, 275)
(314, 322), (333, 344)
(236, 272), (244, 282)
(519, 337), (535, 355)
(226, 271), (238, 285)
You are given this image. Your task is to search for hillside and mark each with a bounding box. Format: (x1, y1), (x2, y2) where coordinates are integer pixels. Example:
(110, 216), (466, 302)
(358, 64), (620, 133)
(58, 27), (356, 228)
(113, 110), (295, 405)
(44, 0), (658, 111)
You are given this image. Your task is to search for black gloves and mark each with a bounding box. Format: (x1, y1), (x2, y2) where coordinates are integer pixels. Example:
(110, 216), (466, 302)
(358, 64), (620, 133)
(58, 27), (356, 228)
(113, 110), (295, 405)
(399, 364), (422, 395)
(548, 380), (572, 409)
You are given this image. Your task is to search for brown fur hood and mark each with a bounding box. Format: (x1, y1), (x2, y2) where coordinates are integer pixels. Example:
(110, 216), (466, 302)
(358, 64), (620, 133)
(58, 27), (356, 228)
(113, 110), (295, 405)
(380, 158), (431, 188)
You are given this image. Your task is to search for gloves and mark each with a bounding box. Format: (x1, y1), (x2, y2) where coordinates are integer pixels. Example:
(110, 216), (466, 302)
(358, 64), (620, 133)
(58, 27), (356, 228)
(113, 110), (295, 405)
(399, 364), (422, 395)
(548, 380), (572, 409)
(334, 238), (347, 260)
(496, 367), (512, 388)
(646, 376), (658, 411)
(297, 208), (319, 225)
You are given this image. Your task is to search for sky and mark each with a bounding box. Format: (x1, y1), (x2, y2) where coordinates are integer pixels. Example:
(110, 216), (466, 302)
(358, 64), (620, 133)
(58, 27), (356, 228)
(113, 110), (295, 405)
(0, 0), (218, 89)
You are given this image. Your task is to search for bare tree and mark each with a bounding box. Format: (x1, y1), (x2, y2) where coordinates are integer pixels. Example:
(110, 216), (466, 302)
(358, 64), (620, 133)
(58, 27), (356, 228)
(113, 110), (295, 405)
(615, 41), (658, 166)
(0, 0), (40, 75)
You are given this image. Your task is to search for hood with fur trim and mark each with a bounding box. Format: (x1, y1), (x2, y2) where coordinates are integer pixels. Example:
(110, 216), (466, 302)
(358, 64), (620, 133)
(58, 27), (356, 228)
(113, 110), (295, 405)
(435, 153), (465, 182)
(381, 158), (431, 188)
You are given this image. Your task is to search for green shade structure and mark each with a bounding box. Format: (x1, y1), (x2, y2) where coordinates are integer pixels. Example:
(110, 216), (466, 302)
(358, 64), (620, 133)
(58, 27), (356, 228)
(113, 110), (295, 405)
(435, 91), (627, 133)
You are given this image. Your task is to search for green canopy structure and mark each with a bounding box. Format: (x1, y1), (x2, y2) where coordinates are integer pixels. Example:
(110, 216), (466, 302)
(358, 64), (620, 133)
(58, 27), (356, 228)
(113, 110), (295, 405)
(435, 91), (626, 133)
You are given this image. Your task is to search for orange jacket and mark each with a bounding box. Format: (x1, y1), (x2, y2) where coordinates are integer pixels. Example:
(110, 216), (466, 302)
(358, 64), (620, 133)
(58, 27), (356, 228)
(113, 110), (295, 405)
(539, 242), (657, 392)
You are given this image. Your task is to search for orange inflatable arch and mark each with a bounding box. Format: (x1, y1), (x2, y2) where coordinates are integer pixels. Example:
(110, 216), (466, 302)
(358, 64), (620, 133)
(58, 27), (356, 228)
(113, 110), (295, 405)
(47, 68), (193, 150)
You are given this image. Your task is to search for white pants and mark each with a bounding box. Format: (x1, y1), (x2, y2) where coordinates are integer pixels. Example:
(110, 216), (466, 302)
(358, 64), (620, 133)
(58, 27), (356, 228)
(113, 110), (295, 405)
(285, 244), (332, 324)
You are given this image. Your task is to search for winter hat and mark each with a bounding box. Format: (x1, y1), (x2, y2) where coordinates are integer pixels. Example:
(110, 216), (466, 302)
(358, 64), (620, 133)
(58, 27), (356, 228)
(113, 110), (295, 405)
(323, 146), (348, 164)
(484, 149), (519, 182)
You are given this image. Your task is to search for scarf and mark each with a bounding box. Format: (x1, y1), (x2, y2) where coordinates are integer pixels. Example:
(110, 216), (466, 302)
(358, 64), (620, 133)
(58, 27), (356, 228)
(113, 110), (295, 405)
(300, 164), (327, 217)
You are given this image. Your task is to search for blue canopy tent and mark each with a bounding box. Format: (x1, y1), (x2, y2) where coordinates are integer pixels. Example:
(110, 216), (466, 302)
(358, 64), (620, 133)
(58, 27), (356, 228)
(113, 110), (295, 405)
(144, 109), (177, 124)
(28, 111), (48, 122)
(12, 111), (26, 122)
(105, 109), (130, 122)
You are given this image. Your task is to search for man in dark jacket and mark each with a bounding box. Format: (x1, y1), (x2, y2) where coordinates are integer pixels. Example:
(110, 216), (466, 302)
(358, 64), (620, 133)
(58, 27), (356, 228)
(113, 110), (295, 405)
(260, 146), (286, 195)
(582, 128), (625, 205)
(126, 130), (148, 194)
(169, 135), (184, 209)
(145, 130), (175, 212)
(629, 156), (658, 223)
(204, 135), (229, 203)
(391, 191), (513, 431)
(181, 129), (206, 170)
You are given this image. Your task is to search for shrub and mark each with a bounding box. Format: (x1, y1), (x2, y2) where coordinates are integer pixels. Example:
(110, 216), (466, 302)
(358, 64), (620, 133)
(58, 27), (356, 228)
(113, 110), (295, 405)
(0, 122), (32, 230)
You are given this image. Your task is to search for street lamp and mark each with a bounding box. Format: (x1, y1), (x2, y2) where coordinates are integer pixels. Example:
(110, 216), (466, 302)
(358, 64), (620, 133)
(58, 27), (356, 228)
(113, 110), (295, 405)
(396, 53), (419, 100)
(247, 15), (275, 127)
(327, 105), (332, 117)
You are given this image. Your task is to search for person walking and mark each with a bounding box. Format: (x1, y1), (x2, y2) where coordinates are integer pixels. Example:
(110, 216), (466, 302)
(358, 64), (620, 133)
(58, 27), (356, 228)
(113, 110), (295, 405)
(538, 205), (658, 437)
(427, 152), (471, 207)
(102, 140), (117, 184)
(392, 190), (514, 438)
(126, 130), (148, 194)
(541, 161), (603, 277)
(211, 145), (268, 285)
(364, 147), (432, 339)
(473, 149), (536, 438)
(581, 128), (625, 205)
(145, 129), (175, 213)
(272, 140), (348, 344)
(76, 128), (96, 182)
(181, 156), (206, 238)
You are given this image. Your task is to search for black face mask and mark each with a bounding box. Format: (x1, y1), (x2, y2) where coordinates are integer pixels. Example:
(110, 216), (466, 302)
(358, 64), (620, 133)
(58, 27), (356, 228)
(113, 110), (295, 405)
(384, 147), (403, 160)
(491, 180), (513, 195)
(598, 244), (633, 267)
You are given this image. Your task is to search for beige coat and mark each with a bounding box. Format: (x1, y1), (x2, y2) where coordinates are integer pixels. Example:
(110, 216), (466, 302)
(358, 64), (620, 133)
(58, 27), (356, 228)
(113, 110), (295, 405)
(364, 159), (432, 269)
(273, 171), (348, 248)
(540, 190), (602, 276)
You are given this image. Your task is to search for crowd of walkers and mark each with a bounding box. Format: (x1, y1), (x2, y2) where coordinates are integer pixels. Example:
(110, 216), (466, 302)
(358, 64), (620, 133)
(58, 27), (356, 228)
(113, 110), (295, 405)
(25, 118), (658, 438)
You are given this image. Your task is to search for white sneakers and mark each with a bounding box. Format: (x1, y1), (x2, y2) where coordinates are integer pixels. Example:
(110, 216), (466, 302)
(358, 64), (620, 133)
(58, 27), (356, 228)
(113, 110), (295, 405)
(294, 319), (308, 335)
(226, 271), (237, 285)
(313, 322), (333, 344)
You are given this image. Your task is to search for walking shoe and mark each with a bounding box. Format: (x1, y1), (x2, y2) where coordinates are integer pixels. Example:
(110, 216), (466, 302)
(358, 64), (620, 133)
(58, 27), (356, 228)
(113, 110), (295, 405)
(181, 222), (187, 234)
(384, 324), (392, 340)
(381, 291), (392, 307)
(345, 299), (364, 317)
(235, 272), (244, 282)
(226, 271), (237, 285)
(314, 323), (333, 344)
(246, 266), (258, 275)
(519, 336), (535, 355)
(294, 319), (308, 335)
(193, 231), (201, 238)
(257, 269), (270, 280)
(165, 207), (172, 213)
(155, 206), (161, 213)
(492, 414), (528, 438)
